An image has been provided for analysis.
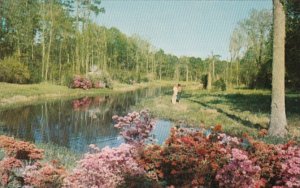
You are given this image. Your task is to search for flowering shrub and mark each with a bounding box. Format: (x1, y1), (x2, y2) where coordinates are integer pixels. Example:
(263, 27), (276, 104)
(215, 148), (265, 188)
(87, 66), (113, 88)
(70, 75), (92, 90)
(1, 113), (300, 187)
(0, 157), (22, 186)
(0, 135), (43, 161)
(138, 127), (230, 187)
(275, 143), (300, 187)
(63, 143), (144, 188)
(0, 136), (65, 187)
(113, 110), (156, 145)
(23, 161), (66, 187)
(245, 136), (282, 186)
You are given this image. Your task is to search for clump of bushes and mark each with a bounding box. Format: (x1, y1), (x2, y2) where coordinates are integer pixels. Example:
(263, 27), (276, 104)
(0, 56), (30, 83)
(87, 66), (113, 88)
(137, 127), (300, 187)
(70, 67), (113, 89)
(1, 111), (300, 187)
(213, 78), (226, 91)
(0, 135), (66, 187)
(64, 144), (144, 188)
(70, 75), (93, 90)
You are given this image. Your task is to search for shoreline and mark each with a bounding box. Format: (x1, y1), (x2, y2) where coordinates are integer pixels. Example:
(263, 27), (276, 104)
(0, 81), (175, 110)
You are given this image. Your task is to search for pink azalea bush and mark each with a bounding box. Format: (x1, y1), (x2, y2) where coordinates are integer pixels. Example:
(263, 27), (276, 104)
(113, 110), (156, 145)
(22, 162), (66, 187)
(0, 157), (22, 186)
(70, 75), (92, 90)
(1, 110), (300, 187)
(215, 148), (265, 188)
(63, 143), (144, 188)
(0, 136), (66, 187)
(275, 144), (300, 187)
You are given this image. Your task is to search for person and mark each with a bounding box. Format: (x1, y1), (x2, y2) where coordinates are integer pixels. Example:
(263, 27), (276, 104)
(176, 84), (182, 102)
(172, 84), (178, 104)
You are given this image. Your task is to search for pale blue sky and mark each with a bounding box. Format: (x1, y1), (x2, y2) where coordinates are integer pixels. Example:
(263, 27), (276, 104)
(94, 0), (272, 60)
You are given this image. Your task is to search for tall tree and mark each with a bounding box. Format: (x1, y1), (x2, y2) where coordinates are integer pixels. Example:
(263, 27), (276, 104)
(232, 9), (272, 88)
(268, 0), (288, 137)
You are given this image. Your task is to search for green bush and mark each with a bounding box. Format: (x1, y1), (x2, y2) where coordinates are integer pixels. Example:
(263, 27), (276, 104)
(0, 56), (30, 83)
(201, 74), (208, 89)
(87, 67), (113, 88)
(213, 78), (226, 91)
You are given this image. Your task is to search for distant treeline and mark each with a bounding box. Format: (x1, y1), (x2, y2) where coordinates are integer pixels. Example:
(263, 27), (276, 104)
(0, 0), (299, 89)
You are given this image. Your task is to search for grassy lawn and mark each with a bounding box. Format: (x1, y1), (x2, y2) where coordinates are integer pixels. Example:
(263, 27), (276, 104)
(133, 87), (300, 142)
(0, 81), (173, 110)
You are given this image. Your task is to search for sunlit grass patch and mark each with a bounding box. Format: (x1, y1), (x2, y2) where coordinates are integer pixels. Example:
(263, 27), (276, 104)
(132, 95), (259, 138)
(133, 88), (300, 140)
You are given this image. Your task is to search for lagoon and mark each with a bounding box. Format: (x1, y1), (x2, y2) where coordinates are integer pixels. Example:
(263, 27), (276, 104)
(0, 87), (172, 153)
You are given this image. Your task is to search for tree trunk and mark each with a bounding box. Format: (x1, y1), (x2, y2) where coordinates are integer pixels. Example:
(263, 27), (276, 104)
(236, 58), (239, 88)
(212, 59), (215, 82)
(45, 2), (53, 81)
(207, 72), (212, 90)
(268, 0), (287, 137)
(59, 41), (62, 84)
(186, 64), (189, 82)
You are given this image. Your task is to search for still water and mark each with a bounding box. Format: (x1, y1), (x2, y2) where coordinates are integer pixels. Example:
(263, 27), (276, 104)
(0, 87), (172, 153)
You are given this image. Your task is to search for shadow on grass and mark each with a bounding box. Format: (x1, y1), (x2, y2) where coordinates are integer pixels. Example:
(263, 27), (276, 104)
(189, 99), (263, 130)
(190, 92), (300, 115)
(185, 91), (300, 131)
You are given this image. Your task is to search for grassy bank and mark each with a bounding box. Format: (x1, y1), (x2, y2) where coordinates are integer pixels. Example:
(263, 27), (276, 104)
(0, 81), (173, 110)
(132, 88), (300, 142)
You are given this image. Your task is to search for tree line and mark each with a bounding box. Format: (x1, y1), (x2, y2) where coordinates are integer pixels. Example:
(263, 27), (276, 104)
(231, 0), (299, 90)
(0, 0), (299, 91)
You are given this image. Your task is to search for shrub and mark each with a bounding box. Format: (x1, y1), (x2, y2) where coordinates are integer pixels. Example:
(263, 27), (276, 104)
(87, 66), (113, 88)
(119, 174), (163, 188)
(23, 162), (66, 187)
(0, 135), (44, 161)
(0, 157), (22, 186)
(216, 148), (265, 188)
(70, 75), (92, 90)
(138, 127), (231, 187)
(113, 110), (156, 145)
(245, 136), (282, 186)
(0, 136), (65, 187)
(63, 144), (144, 188)
(213, 78), (226, 91)
(201, 74), (208, 89)
(275, 143), (300, 187)
(0, 56), (30, 83)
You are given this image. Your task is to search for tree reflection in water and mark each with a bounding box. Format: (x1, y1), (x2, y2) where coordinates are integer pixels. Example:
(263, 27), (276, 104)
(0, 87), (170, 153)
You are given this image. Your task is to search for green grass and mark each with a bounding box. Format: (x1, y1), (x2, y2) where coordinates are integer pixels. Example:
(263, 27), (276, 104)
(0, 81), (174, 111)
(37, 143), (81, 170)
(133, 95), (260, 138)
(132, 88), (300, 142)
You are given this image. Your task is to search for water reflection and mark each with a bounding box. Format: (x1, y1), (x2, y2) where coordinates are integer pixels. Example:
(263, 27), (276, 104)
(0, 87), (172, 153)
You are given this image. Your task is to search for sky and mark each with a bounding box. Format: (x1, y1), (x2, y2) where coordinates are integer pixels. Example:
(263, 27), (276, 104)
(94, 0), (272, 60)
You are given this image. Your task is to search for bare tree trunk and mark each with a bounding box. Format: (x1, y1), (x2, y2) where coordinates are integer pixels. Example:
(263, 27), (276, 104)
(45, 1), (53, 81)
(186, 64), (189, 82)
(146, 51), (149, 74)
(103, 30), (107, 71)
(59, 41), (62, 84)
(212, 59), (215, 82)
(236, 58), (239, 88)
(207, 72), (212, 90)
(41, 2), (46, 80)
(268, 0), (287, 137)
